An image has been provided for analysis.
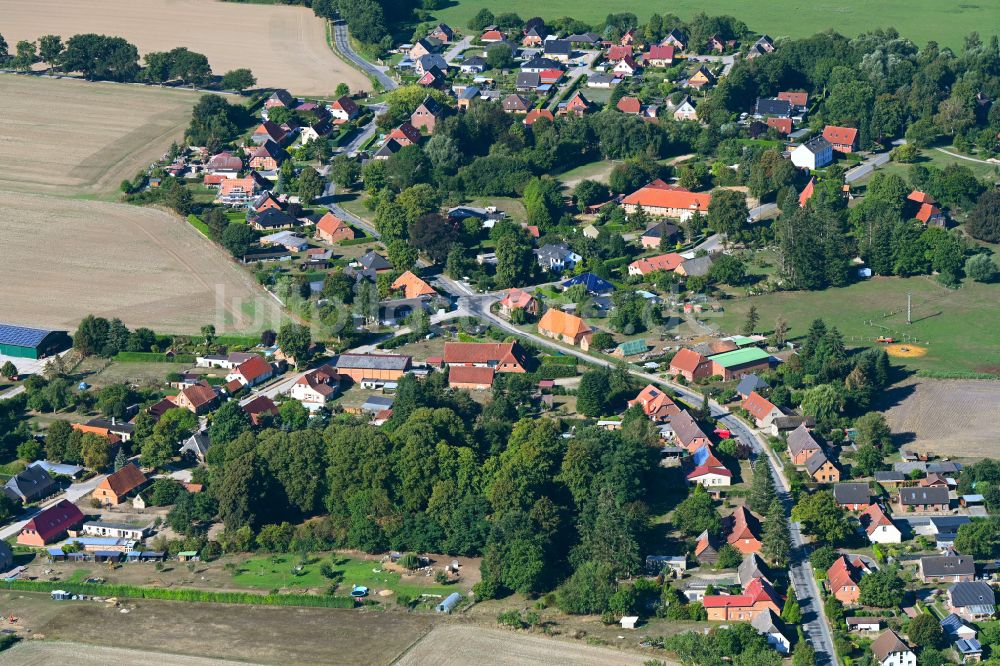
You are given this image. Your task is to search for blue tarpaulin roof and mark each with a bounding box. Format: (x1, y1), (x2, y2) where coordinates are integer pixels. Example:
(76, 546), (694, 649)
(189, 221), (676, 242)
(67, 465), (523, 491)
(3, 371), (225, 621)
(47, 547), (64, 556)
(561, 273), (614, 294)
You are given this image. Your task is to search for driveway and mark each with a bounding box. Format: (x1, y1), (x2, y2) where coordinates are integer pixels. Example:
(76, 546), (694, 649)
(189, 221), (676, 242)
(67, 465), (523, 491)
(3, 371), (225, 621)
(444, 37), (473, 65)
(845, 152), (891, 183)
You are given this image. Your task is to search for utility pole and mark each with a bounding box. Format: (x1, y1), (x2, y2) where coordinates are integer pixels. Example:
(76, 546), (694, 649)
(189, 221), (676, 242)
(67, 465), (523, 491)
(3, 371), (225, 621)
(907, 293), (912, 325)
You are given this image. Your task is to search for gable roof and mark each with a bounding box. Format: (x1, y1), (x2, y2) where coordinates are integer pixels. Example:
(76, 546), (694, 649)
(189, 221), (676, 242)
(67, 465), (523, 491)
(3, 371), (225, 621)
(739, 553), (769, 585)
(834, 482), (871, 506)
(871, 629), (911, 662)
(178, 381), (217, 410)
(805, 449), (833, 475)
(642, 220), (680, 240)
(4, 465), (55, 501)
(949, 581), (995, 607)
(630, 253), (685, 275)
(616, 96), (642, 114)
(391, 271), (437, 299)
(798, 136), (832, 155)
(941, 612), (975, 636)
(823, 125), (859, 146)
(524, 108), (554, 125)
(330, 353), (411, 371)
(860, 503), (896, 535)
(622, 185), (711, 212)
(671, 348), (709, 374)
(787, 423), (820, 457)
(727, 505), (763, 545)
(537, 309), (591, 338)
(743, 391), (779, 421)
(22, 499), (83, 542)
(921, 555), (975, 577)
(755, 97), (792, 117)
(799, 177), (815, 207)
(316, 212), (353, 239)
(736, 374), (768, 397)
(827, 555), (863, 592)
(443, 342), (527, 368)
(448, 365), (495, 386)
(900, 486), (949, 505)
(235, 356), (271, 382)
(688, 464), (732, 480)
(751, 608), (788, 639)
(561, 272), (614, 294)
(671, 410), (711, 447)
(503, 93), (531, 111)
(499, 288), (535, 310)
(647, 44), (675, 61)
(98, 463), (147, 497)
(778, 91), (808, 107)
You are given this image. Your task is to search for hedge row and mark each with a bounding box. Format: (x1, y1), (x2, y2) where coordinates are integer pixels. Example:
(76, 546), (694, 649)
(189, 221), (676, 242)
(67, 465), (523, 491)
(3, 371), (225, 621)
(533, 365), (578, 379)
(378, 333), (419, 350)
(186, 214), (210, 237)
(214, 334), (261, 347)
(338, 236), (372, 246)
(114, 352), (197, 364)
(1, 579), (356, 609)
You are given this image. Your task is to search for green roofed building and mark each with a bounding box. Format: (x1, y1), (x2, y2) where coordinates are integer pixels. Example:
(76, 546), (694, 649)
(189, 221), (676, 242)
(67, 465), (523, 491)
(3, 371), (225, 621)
(728, 335), (758, 347)
(0, 323), (72, 360)
(708, 347), (773, 380)
(612, 338), (648, 358)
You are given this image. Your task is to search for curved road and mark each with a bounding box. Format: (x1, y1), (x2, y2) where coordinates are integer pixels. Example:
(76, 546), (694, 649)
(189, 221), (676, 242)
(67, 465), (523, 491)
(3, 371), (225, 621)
(331, 21), (397, 91)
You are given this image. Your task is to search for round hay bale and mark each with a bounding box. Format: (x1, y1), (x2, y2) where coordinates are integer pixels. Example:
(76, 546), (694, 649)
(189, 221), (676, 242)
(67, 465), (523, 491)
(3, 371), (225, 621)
(378, 589), (394, 597)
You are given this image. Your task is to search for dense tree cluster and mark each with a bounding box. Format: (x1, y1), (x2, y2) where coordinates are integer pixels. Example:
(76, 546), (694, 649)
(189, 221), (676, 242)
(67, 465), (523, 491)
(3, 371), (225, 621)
(73, 315), (157, 357)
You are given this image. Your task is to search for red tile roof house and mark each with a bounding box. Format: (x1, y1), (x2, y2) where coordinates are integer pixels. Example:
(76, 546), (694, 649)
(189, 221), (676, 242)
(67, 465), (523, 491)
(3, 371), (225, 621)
(498, 288), (539, 317)
(622, 183), (711, 219)
(410, 96), (447, 133)
(628, 252), (685, 277)
(205, 151), (243, 177)
(823, 125), (859, 153)
(242, 395), (279, 425)
(616, 96), (642, 115)
(17, 499), (84, 546)
(827, 555), (866, 604)
(907, 191), (946, 226)
(226, 355), (274, 388)
(644, 44), (676, 67)
(315, 212), (355, 244)
(388, 122), (423, 147)
(251, 120), (287, 145)
(448, 365), (496, 390)
(249, 140), (290, 171)
(607, 45), (634, 62)
(766, 116), (792, 135)
(330, 95), (360, 122)
(443, 342), (528, 373)
(289, 365), (341, 409)
(726, 506), (764, 555)
(216, 176), (258, 206)
(628, 384), (682, 422)
(561, 92), (592, 117)
(742, 391), (783, 428)
(93, 463), (148, 506)
(704, 576), (782, 621)
(524, 109), (555, 126)
(777, 91), (809, 109)
(668, 348), (714, 382)
(480, 29), (504, 43)
(171, 381), (219, 415)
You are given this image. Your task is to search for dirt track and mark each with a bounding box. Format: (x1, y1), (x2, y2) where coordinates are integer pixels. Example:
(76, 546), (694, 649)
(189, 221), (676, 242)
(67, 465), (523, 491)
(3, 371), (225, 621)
(396, 625), (655, 665)
(0, 191), (283, 333)
(3, 641), (250, 666)
(3, 0), (369, 95)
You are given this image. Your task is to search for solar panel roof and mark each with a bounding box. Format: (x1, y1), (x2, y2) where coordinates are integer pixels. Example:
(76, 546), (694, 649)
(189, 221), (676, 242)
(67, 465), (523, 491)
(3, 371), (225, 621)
(0, 323), (55, 348)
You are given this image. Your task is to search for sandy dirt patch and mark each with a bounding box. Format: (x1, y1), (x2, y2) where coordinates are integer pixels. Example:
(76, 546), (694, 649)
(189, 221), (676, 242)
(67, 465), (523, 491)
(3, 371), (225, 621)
(395, 625), (653, 665)
(0, 191), (283, 334)
(3, 0), (369, 95)
(880, 376), (1000, 458)
(0, 75), (200, 198)
(3, 641), (248, 666)
(885, 343), (928, 358)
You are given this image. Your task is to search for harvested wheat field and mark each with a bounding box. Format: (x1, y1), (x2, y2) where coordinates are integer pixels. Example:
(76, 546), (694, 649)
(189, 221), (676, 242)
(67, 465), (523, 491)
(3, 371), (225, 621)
(0, 191), (283, 334)
(0, 75), (201, 198)
(3, 0), (369, 95)
(2, 641), (248, 666)
(880, 376), (1000, 459)
(396, 625), (653, 665)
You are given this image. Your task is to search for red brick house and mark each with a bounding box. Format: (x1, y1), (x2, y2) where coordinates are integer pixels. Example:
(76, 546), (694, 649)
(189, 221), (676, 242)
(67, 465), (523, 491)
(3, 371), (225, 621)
(448, 365), (495, 390)
(628, 384), (681, 422)
(410, 96), (447, 133)
(823, 125), (859, 153)
(93, 463), (148, 506)
(443, 342), (528, 373)
(171, 381), (218, 415)
(316, 212), (355, 244)
(787, 423), (821, 466)
(17, 499), (84, 546)
(249, 140), (289, 171)
(668, 348), (713, 382)
(827, 555), (865, 604)
(726, 506), (764, 555)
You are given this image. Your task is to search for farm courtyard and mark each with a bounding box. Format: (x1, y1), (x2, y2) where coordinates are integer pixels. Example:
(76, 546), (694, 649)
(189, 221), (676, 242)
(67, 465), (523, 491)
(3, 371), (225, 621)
(2, 0), (369, 95)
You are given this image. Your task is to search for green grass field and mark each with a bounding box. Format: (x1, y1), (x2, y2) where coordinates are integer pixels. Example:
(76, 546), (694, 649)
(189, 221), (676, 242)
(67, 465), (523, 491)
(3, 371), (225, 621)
(872, 147), (1000, 184)
(231, 554), (455, 598)
(433, 0), (992, 50)
(714, 276), (1000, 376)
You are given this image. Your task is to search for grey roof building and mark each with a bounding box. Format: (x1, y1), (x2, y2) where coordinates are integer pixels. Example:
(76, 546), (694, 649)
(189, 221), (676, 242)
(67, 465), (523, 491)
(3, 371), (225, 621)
(874, 470), (906, 484)
(515, 71), (541, 90)
(738, 552), (769, 586)
(787, 423), (821, 459)
(920, 555), (975, 580)
(833, 482), (872, 508)
(679, 255), (713, 277)
(753, 97), (792, 118)
(736, 374), (768, 398)
(331, 353), (412, 372)
(948, 582), (995, 616)
(544, 39), (572, 57)
(180, 432), (211, 462)
(899, 486), (949, 507)
(805, 449), (832, 476)
(4, 464), (55, 503)
(361, 395), (395, 413)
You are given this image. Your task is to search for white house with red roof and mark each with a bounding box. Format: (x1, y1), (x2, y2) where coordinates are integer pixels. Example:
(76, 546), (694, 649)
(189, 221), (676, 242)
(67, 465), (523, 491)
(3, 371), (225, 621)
(226, 355), (274, 388)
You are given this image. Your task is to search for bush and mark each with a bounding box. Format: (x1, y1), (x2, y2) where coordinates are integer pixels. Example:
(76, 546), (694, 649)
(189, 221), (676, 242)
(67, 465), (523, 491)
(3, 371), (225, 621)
(497, 610), (528, 629)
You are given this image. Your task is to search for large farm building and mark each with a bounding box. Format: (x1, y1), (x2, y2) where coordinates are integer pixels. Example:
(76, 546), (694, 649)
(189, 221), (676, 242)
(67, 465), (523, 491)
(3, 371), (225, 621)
(0, 323), (72, 359)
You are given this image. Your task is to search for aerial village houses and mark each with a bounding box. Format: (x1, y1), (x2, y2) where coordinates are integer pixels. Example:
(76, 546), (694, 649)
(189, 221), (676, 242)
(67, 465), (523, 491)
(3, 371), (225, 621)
(226, 355), (274, 388)
(391, 271), (438, 300)
(787, 423), (822, 465)
(537, 309), (592, 350)
(498, 288), (538, 317)
(823, 125), (859, 153)
(316, 212), (355, 244)
(707, 347), (772, 381)
(4, 464), (56, 503)
(704, 576), (781, 622)
(668, 348), (713, 382)
(622, 181), (711, 219)
(742, 391), (782, 428)
(289, 365), (341, 410)
(687, 445), (732, 487)
(448, 366), (497, 390)
(834, 482), (873, 512)
(860, 503), (902, 544)
(871, 629), (916, 666)
(410, 96), (446, 133)
(17, 499), (84, 546)
(791, 136), (833, 170)
(443, 342), (528, 373)
(947, 582), (996, 621)
(93, 463), (148, 506)
(628, 385), (681, 422)
(628, 252), (685, 277)
(827, 555), (865, 604)
(171, 381), (218, 415)
(330, 353), (411, 383)
(671, 410), (712, 452)
(805, 450), (840, 483)
(920, 555), (976, 584)
(899, 486), (950, 512)
(726, 505), (763, 555)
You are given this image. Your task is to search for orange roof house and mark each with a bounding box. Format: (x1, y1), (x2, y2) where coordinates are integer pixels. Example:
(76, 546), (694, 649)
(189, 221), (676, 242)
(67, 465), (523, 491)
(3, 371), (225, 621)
(726, 506), (763, 554)
(617, 96), (642, 114)
(827, 555), (865, 604)
(448, 365), (496, 390)
(622, 184), (711, 218)
(171, 381), (218, 415)
(777, 91), (808, 108)
(391, 271), (437, 299)
(316, 212), (355, 244)
(907, 191), (945, 225)
(799, 177), (815, 207)
(388, 122), (422, 146)
(822, 125), (859, 153)
(704, 576), (781, 621)
(628, 384), (681, 422)
(524, 108), (555, 125)
(226, 356), (274, 387)
(498, 288), (538, 316)
(561, 92), (592, 117)
(668, 348), (713, 382)
(537, 309), (593, 350)
(766, 117), (792, 135)
(93, 463), (148, 506)
(443, 342), (528, 373)
(628, 253), (685, 276)
(742, 391), (782, 428)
